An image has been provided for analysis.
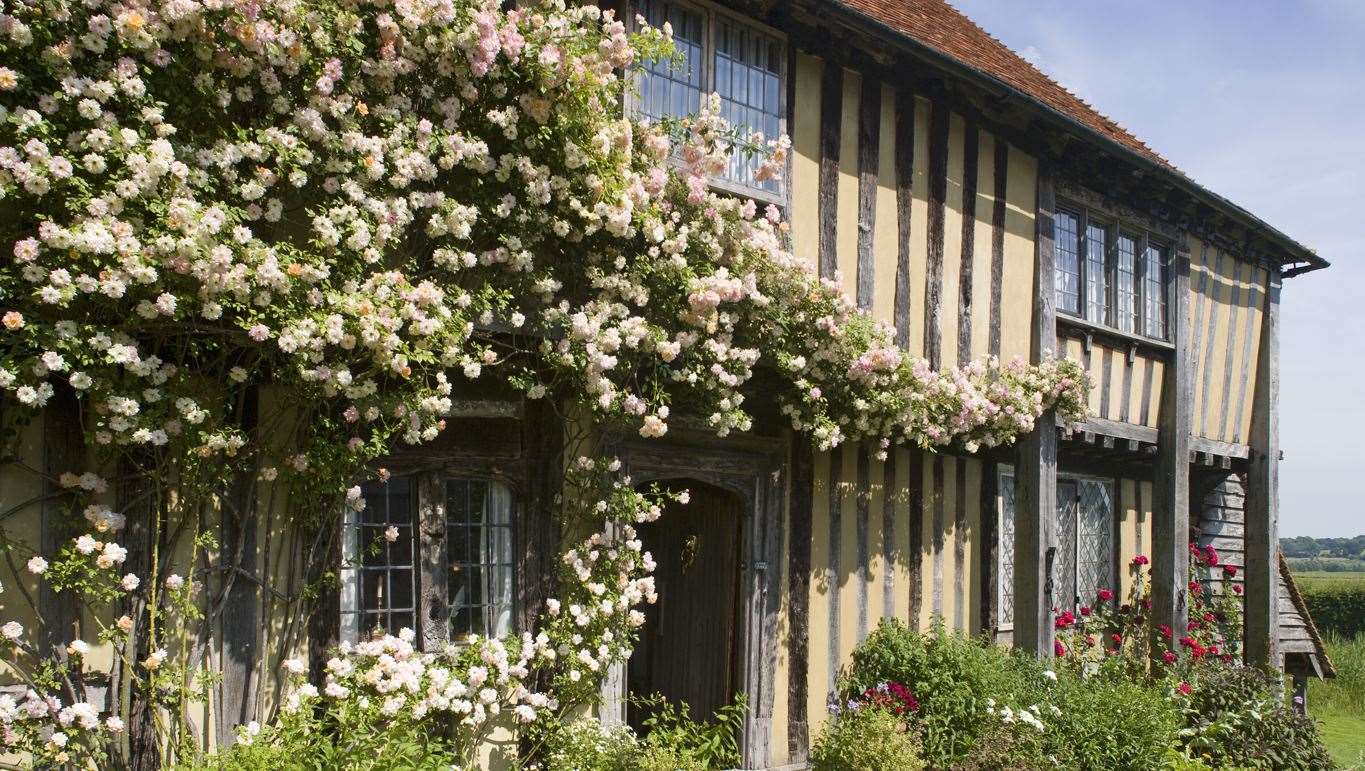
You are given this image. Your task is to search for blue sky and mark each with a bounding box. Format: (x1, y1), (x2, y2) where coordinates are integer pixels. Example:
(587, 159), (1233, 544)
(950, 0), (1365, 536)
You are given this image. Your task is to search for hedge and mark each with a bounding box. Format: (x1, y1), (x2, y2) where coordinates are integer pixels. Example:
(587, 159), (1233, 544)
(1299, 580), (1365, 639)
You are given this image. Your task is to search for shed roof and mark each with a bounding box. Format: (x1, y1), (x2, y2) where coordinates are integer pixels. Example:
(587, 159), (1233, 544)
(831, 0), (1329, 274)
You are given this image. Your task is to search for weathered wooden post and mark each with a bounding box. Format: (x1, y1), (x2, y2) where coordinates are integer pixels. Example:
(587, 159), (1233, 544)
(1244, 267), (1282, 669)
(1152, 237), (1193, 658)
(1013, 167), (1057, 658)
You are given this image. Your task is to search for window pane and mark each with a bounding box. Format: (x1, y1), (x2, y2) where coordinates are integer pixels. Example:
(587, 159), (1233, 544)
(1054, 211), (1081, 314)
(1143, 244), (1167, 339)
(1084, 222), (1108, 323)
(1076, 481), (1114, 608)
(1054, 481), (1078, 610)
(634, 0), (704, 123)
(1115, 234), (1138, 333)
(713, 15), (783, 194)
(341, 477), (416, 643)
(448, 479), (514, 641)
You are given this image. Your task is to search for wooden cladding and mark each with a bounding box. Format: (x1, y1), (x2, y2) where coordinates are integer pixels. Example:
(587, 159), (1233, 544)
(790, 53), (1038, 367)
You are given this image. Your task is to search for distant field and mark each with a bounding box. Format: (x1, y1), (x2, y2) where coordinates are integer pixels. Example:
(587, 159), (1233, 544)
(1296, 571), (1365, 587)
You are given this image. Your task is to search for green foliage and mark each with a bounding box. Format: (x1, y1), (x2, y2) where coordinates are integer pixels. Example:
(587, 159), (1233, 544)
(1308, 632), (1365, 768)
(537, 696), (745, 771)
(1047, 672), (1180, 770)
(1281, 535), (1365, 559)
(810, 707), (923, 771)
(631, 693), (746, 770)
(1179, 662), (1332, 770)
(180, 715), (460, 771)
(1298, 577), (1365, 638)
(838, 619), (1037, 766)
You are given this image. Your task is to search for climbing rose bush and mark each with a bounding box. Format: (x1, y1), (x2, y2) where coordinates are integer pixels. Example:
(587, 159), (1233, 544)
(0, 0), (1088, 766)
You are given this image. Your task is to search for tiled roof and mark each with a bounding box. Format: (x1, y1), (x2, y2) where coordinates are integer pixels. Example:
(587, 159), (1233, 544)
(837, 0), (1169, 167)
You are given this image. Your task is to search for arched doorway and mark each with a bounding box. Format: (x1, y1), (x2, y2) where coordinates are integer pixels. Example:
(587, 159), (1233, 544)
(628, 479), (743, 727)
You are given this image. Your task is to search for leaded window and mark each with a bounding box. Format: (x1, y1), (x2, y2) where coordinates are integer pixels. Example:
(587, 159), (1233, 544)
(996, 469), (1115, 629)
(341, 475), (516, 646)
(1142, 243), (1168, 339)
(1054, 210), (1082, 315)
(341, 478), (417, 643)
(1115, 233), (1139, 333)
(631, 0), (786, 201)
(1054, 201), (1169, 341)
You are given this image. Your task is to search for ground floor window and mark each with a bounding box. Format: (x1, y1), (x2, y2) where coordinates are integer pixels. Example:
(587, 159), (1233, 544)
(997, 468), (1115, 628)
(340, 474), (515, 645)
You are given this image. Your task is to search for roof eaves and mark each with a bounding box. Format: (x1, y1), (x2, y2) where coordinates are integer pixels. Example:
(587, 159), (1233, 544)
(828, 2), (1331, 276)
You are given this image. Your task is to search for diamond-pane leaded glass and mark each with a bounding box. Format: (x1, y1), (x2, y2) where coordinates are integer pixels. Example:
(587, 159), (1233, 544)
(998, 470), (1016, 626)
(1054, 481), (1078, 610)
(1076, 480), (1114, 608)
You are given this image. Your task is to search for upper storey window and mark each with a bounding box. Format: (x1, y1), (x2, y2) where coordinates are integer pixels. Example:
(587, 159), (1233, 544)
(1054, 203), (1169, 341)
(631, 0), (786, 202)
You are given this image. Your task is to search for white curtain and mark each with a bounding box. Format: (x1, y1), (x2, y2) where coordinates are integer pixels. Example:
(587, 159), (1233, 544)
(339, 502), (360, 644)
(485, 482), (514, 638)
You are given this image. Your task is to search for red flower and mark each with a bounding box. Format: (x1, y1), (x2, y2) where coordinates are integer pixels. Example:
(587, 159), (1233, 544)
(1097, 588), (1114, 602)
(1131, 555), (1149, 567)
(1054, 610), (1076, 630)
(1233, 584), (1243, 595)
(1055, 640), (1067, 657)
(1177, 681), (1192, 696)
(1204, 545), (1219, 567)
(1189, 580), (1203, 595)
(1203, 612), (1215, 623)
(1158, 624), (1173, 639)
(1222, 564), (1238, 578)
(1162, 650), (1178, 665)
(1080, 606), (1092, 617)
(1111, 633), (1123, 645)
(1085, 634), (1097, 647)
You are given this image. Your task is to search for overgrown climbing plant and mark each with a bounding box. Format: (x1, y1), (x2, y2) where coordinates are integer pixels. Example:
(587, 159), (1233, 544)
(0, 0), (1087, 766)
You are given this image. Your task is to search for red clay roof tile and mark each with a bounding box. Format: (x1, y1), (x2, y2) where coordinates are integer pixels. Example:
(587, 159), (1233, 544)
(838, 0), (1170, 167)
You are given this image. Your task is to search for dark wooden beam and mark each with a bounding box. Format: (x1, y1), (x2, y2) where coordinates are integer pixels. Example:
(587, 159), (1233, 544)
(786, 435), (813, 763)
(857, 76), (881, 311)
(40, 389), (82, 658)
(218, 386), (260, 742)
(958, 121), (979, 366)
(818, 62), (843, 282)
(856, 445), (871, 640)
(1013, 166), (1058, 658)
(1245, 268), (1281, 669)
(924, 99), (949, 369)
(1152, 235), (1194, 660)
(893, 89), (916, 350)
(988, 138), (1008, 358)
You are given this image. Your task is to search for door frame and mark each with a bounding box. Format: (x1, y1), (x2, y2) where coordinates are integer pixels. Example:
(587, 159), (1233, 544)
(599, 427), (787, 769)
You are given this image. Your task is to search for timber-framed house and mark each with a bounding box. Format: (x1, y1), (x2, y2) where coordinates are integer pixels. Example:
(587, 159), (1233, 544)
(0, 1), (1335, 768)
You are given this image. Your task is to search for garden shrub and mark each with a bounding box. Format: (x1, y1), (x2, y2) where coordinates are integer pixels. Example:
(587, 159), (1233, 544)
(810, 707), (923, 771)
(1179, 663), (1333, 770)
(1044, 671), (1180, 770)
(839, 619), (1038, 766)
(1299, 579), (1365, 638)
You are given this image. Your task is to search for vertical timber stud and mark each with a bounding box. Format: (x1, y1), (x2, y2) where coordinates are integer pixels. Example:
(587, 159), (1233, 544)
(786, 435), (813, 763)
(1013, 166), (1057, 658)
(219, 386), (261, 743)
(856, 75), (880, 312)
(1153, 236), (1194, 659)
(817, 61), (843, 282)
(923, 100), (949, 370)
(893, 88), (915, 350)
(40, 388), (82, 657)
(1245, 267), (1282, 669)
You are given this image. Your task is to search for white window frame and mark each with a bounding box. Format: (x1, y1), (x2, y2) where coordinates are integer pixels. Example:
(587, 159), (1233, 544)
(626, 0), (789, 206)
(995, 466), (1116, 631)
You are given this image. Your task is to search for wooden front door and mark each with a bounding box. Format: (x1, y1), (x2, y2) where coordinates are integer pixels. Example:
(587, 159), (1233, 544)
(628, 480), (742, 725)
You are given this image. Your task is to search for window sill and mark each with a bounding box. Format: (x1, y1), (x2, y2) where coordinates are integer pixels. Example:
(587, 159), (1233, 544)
(1057, 314), (1174, 354)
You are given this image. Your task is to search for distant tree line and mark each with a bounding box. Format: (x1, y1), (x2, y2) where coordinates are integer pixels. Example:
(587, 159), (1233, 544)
(1280, 535), (1365, 559)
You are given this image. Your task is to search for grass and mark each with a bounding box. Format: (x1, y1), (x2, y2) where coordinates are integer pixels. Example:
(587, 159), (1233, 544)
(1296, 571), (1365, 587)
(1311, 633), (1365, 769)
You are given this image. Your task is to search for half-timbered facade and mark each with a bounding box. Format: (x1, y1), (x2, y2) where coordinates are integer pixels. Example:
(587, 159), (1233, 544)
(0, 1), (1334, 767)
